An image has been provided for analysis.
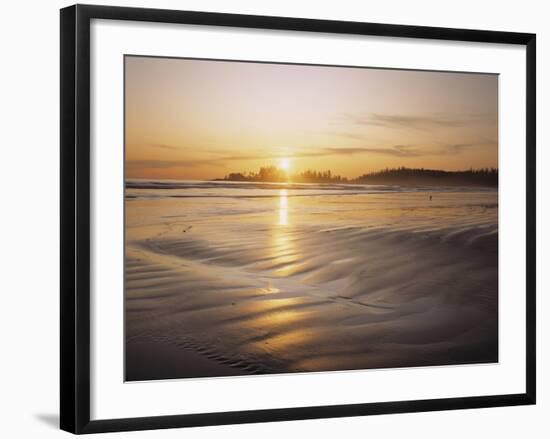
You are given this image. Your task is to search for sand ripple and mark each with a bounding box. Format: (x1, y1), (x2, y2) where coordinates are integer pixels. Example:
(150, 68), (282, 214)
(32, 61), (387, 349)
(125, 190), (498, 380)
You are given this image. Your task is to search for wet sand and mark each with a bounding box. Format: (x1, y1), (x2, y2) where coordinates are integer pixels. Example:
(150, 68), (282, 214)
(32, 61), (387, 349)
(125, 187), (498, 381)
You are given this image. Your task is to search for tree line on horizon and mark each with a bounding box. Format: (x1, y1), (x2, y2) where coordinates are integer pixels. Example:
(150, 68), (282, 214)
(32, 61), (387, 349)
(218, 165), (498, 187)
(354, 166), (498, 187)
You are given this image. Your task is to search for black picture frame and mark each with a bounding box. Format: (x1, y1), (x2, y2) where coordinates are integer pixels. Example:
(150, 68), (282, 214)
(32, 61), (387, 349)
(60, 4), (536, 434)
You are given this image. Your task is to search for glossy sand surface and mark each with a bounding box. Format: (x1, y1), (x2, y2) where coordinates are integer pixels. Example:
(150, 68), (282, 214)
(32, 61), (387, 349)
(125, 182), (498, 381)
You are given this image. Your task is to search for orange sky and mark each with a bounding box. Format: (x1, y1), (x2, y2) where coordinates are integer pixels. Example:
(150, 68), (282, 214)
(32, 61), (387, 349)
(125, 56), (498, 180)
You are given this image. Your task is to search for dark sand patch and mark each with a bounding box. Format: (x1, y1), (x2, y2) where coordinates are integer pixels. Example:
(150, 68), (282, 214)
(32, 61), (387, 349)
(126, 341), (253, 381)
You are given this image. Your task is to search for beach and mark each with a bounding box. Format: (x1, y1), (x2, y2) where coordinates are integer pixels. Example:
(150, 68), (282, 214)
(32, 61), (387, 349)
(125, 181), (498, 381)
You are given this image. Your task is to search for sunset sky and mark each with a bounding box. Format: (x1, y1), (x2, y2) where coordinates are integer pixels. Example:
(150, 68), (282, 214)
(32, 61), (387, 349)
(125, 56), (498, 180)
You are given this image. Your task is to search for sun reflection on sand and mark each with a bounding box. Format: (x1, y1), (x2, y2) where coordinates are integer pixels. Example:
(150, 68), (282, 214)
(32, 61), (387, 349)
(273, 189), (295, 262)
(239, 298), (317, 351)
(268, 188), (300, 277)
(278, 189), (288, 226)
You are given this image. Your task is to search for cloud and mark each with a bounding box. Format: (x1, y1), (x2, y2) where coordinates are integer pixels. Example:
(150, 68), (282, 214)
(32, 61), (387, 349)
(441, 143), (474, 154)
(346, 112), (495, 130)
(327, 131), (366, 141)
(126, 159), (227, 169)
(130, 139), (496, 171)
(317, 146), (422, 157)
(298, 141), (495, 159)
(430, 141), (496, 155)
(150, 143), (180, 151)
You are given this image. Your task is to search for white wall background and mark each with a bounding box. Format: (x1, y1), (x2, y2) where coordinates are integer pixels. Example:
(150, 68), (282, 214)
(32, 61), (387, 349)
(0, 0), (547, 437)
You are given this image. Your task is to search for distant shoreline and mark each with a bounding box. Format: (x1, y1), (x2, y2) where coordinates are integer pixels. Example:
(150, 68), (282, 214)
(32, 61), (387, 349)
(214, 167), (498, 188)
(209, 179), (497, 188)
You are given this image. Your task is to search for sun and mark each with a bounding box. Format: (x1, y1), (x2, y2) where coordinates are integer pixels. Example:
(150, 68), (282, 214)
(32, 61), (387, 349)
(279, 158), (291, 171)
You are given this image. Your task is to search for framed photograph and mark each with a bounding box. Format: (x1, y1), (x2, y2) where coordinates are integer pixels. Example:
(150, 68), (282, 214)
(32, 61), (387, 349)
(60, 4), (536, 434)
